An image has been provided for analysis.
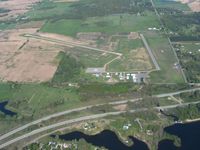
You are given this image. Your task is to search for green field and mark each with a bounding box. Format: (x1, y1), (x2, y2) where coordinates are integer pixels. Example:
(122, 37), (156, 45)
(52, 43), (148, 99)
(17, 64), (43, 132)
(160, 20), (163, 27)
(153, 0), (190, 11)
(107, 37), (154, 72)
(0, 83), (80, 118)
(25, 0), (154, 20)
(0, 22), (16, 30)
(65, 47), (117, 68)
(145, 31), (185, 83)
(41, 12), (160, 37)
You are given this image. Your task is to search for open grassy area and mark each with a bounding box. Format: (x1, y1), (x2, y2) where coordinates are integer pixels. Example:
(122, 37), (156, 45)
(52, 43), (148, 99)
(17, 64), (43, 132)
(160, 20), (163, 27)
(153, 0), (190, 11)
(144, 31), (185, 83)
(107, 37), (153, 72)
(65, 47), (116, 68)
(0, 83), (80, 118)
(0, 22), (16, 30)
(41, 12), (160, 37)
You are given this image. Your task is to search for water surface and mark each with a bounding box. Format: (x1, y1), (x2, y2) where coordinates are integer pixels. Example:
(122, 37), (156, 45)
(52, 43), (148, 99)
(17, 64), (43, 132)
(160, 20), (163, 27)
(52, 129), (149, 150)
(0, 101), (16, 116)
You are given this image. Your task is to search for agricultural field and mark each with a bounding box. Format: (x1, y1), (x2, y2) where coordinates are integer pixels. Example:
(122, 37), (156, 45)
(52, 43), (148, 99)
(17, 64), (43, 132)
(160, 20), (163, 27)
(0, 29), (60, 82)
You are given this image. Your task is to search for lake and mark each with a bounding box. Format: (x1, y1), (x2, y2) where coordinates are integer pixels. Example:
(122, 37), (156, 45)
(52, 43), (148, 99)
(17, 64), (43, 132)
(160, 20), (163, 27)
(158, 121), (200, 150)
(51, 129), (149, 150)
(52, 120), (200, 150)
(0, 101), (16, 116)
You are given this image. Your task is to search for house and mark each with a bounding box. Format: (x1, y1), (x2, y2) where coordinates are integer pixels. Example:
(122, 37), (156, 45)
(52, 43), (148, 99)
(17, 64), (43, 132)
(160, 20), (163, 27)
(106, 73), (111, 78)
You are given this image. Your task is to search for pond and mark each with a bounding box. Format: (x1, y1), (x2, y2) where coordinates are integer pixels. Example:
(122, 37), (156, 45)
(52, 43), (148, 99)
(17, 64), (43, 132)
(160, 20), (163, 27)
(0, 101), (16, 116)
(51, 129), (149, 150)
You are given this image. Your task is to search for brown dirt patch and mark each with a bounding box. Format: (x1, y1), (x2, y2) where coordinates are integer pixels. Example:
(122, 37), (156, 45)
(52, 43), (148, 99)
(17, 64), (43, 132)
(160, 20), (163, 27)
(130, 48), (153, 69)
(128, 32), (140, 40)
(176, 0), (200, 12)
(113, 104), (128, 111)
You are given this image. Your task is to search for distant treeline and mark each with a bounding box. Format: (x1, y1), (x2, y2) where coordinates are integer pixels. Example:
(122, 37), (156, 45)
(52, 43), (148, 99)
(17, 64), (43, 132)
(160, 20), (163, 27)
(161, 12), (200, 41)
(170, 36), (200, 42)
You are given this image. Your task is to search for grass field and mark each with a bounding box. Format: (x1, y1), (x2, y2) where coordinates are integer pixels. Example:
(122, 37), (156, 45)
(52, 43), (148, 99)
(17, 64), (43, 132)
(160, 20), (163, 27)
(144, 31), (185, 83)
(65, 47), (117, 68)
(153, 0), (190, 11)
(0, 22), (16, 30)
(41, 12), (160, 37)
(107, 37), (153, 72)
(0, 83), (80, 118)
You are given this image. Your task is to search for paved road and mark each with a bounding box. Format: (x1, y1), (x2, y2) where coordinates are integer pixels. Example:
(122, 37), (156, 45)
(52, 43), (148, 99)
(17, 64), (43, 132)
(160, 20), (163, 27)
(0, 88), (200, 143)
(0, 88), (200, 148)
(155, 87), (200, 98)
(156, 101), (200, 110)
(23, 34), (122, 56)
(1, 100), (200, 149)
(140, 34), (160, 70)
(0, 98), (141, 141)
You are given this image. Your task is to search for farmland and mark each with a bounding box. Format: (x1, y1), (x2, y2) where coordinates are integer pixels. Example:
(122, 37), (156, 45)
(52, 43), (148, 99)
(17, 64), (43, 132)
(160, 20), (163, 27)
(0, 29), (59, 82)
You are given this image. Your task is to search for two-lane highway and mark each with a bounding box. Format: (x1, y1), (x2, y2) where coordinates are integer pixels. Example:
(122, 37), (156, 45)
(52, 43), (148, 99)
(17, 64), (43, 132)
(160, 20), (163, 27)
(0, 87), (200, 148)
